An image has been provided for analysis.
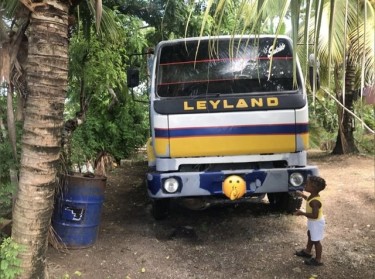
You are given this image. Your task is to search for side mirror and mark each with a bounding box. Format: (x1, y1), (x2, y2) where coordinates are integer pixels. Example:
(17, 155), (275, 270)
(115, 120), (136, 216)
(127, 68), (139, 88)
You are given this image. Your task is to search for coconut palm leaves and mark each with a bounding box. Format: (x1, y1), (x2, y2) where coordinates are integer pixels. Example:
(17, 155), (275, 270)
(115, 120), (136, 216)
(306, 0), (374, 152)
(200, 0), (373, 85)
(312, 0), (374, 84)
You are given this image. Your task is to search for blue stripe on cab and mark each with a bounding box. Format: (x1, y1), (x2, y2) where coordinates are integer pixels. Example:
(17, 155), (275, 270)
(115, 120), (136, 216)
(155, 124), (308, 138)
(155, 129), (169, 138)
(296, 123), (309, 133)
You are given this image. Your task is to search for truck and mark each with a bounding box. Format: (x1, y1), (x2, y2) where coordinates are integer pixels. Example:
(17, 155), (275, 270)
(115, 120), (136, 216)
(137, 35), (318, 219)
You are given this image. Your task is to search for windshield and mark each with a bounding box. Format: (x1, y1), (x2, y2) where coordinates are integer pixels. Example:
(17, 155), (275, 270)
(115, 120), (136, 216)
(156, 37), (300, 98)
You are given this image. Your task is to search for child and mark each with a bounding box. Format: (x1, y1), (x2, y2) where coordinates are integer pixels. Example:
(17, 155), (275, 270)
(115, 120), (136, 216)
(294, 175), (326, 266)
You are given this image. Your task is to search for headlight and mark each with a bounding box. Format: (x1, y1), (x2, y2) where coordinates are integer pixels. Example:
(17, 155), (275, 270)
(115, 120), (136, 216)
(163, 178), (179, 193)
(289, 172), (304, 187)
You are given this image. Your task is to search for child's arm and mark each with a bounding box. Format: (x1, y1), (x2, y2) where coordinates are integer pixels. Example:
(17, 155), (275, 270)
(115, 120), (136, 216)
(295, 190), (307, 200)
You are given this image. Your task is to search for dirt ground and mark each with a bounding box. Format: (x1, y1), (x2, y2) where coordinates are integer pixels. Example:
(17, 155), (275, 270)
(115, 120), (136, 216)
(46, 151), (375, 279)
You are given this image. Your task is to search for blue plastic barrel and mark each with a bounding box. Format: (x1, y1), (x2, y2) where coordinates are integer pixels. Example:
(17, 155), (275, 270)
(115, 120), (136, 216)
(52, 173), (106, 248)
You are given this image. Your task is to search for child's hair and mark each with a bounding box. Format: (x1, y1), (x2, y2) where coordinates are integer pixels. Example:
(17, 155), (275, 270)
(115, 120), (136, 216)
(308, 175), (326, 192)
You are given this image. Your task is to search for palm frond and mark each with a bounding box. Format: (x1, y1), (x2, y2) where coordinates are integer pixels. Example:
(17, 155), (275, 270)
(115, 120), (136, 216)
(290, 0), (301, 87)
(211, 0), (228, 36)
(0, 0), (19, 17)
(341, 0), (349, 108)
(327, 0), (336, 92)
(303, 0), (312, 83)
(198, 0), (214, 39)
(0, 0), (21, 43)
(349, 12), (375, 84)
(85, 0), (121, 42)
(360, 0), (368, 97)
(95, 0), (102, 33)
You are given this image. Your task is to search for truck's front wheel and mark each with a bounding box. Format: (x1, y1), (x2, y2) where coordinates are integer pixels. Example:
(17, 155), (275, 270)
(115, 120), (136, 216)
(151, 199), (170, 220)
(267, 193), (302, 213)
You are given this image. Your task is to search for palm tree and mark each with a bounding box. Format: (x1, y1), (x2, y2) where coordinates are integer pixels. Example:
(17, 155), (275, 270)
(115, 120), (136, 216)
(2, 0), (195, 277)
(306, 0), (374, 153)
(3, 0), (120, 275)
(8, 1), (70, 278)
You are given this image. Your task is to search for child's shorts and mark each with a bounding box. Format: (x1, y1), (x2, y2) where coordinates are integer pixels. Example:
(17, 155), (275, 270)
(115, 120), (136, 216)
(307, 218), (325, 241)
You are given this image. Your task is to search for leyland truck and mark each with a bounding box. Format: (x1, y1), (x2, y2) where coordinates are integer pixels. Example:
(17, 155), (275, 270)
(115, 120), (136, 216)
(139, 35), (318, 219)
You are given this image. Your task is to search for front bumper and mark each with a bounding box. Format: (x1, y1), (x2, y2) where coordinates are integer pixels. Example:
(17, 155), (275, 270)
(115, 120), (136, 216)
(146, 166), (318, 198)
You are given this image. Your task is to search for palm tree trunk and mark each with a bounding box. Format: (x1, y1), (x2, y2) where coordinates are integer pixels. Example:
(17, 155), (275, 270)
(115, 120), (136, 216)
(332, 57), (359, 154)
(11, 1), (69, 278)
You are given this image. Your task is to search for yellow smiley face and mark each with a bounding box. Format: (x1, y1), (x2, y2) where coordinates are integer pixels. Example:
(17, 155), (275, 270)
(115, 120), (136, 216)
(222, 175), (246, 200)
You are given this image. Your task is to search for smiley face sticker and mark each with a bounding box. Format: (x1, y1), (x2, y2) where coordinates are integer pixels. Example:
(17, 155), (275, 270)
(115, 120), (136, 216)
(222, 175), (246, 200)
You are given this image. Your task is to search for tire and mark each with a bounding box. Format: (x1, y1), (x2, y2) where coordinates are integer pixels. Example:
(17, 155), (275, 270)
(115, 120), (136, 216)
(151, 199), (170, 220)
(267, 193), (302, 213)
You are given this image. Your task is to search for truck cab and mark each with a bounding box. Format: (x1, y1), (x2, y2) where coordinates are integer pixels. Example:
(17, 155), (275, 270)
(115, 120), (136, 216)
(141, 35), (318, 219)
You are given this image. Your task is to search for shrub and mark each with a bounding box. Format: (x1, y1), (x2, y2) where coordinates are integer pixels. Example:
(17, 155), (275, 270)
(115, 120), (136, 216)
(0, 237), (24, 279)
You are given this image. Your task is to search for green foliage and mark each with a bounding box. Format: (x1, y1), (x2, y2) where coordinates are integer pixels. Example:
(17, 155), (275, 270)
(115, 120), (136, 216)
(308, 93), (374, 154)
(67, 9), (151, 109)
(0, 141), (13, 183)
(355, 103), (375, 131)
(0, 100), (20, 219)
(0, 182), (13, 218)
(67, 30), (127, 112)
(308, 95), (338, 149)
(0, 238), (24, 279)
(65, 11), (151, 168)
(69, 99), (149, 166)
(354, 102), (375, 155)
(0, 95), (12, 183)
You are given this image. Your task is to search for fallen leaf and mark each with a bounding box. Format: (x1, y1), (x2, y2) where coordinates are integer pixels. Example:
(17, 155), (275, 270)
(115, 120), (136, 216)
(292, 267), (301, 273)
